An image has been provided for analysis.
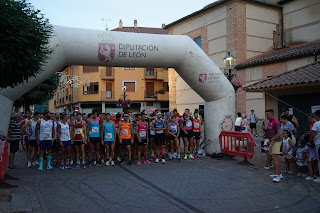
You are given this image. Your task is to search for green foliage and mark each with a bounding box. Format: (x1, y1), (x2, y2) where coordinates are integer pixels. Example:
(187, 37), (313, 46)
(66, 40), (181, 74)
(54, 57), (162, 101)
(0, 0), (53, 88)
(14, 73), (59, 108)
(156, 89), (165, 94)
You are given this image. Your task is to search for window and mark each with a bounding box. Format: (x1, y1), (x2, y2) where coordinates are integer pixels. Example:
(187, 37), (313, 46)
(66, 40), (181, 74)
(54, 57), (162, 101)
(83, 66), (98, 73)
(123, 67), (136, 70)
(146, 68), (155, 76)
(194, 37), (201, 48)
(124, 82), (135, 92)
(147, 102), (153, 106)
(163, 82), (169, 91)
(62, 89), (65, 103)
(66, 88), (68, 100)
(84, 82), (99, 94)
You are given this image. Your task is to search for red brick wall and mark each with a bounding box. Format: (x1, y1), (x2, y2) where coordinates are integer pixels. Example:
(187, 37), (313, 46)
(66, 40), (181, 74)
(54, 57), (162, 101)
(262, 62), (287, 78)
(235, 68), (246, 114)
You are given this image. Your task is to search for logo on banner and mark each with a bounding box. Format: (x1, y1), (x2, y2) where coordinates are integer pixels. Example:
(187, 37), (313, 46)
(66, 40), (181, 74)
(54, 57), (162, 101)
(97, 34), (115, 63)
(199, 74), (207, 83)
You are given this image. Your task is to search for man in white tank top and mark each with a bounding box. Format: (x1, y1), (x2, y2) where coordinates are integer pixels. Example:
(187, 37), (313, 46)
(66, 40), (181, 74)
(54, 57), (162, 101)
(35, 110), (55, 171)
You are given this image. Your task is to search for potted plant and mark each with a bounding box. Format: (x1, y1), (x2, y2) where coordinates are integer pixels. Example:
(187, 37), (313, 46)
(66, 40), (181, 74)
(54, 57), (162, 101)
(156, 89), (165, 94)
(231, 81), (242, 92)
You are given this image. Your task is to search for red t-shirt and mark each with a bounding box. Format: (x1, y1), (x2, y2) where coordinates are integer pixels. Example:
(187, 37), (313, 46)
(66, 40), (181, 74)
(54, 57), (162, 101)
(267, 117), (281, 141)
(112, 119), (121, 134)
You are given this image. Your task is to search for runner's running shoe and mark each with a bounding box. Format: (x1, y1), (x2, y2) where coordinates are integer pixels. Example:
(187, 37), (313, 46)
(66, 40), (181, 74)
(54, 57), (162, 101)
(105, 161), (110, 166)
(66, 164), (71, 169)
(47, 165), (54, 170)
(184, 154), (188, 160)
(137, 161), (141, 166)
(144, 160), (150, 164)
(162, 159), (166, 164)
(155, 158), (159, 163)
(111, 161), (115, 166)
(59, 164), (64, 170)
(27, 162), (32, 168)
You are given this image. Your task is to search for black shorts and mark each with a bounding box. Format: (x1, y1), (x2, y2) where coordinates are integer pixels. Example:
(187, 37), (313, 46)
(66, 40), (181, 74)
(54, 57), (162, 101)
(193, 132), (200, 140)
(149, 134), (155, 141)
(89, 137), (100, 144)
(169, 134), (178, 141)
(134, 137), (139, 144)
(155, 133), (165, 145)
(137, 139), (148, 145)
(52, 139), (60, 148)
(121, 139), (132, 146)
(250, 123), (256, 129)
(74, 140), (85, 146)
(10, 140), (20, 153)
(28, 140), (38, 147)
(183, 130), (193, 139)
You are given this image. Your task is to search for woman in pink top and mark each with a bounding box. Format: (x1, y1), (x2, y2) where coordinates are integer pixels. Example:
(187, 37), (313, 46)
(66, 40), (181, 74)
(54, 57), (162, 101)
(241, 114), (249, 132)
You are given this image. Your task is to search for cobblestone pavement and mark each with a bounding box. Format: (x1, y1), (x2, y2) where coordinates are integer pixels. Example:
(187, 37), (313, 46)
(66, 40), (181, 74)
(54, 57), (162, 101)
(3, 144), (320, 213)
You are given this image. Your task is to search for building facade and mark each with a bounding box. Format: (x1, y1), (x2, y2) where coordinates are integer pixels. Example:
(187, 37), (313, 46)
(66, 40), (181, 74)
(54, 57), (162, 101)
(165, 0), (282, 113)
(49, 20), (169, 114)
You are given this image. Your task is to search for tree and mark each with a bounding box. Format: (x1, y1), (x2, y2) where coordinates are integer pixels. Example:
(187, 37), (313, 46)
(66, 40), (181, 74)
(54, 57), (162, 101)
(0, 0), (52, 88)
(14, 73), (59, 109)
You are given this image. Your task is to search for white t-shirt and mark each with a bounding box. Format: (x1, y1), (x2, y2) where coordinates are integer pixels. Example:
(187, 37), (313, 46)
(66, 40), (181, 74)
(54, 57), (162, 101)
(312, 121), (320, 145)
(235, 117), (242, 126)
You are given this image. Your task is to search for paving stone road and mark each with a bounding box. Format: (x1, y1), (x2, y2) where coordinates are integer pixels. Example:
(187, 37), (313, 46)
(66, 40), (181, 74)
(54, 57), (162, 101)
(2, 144), (320, 213)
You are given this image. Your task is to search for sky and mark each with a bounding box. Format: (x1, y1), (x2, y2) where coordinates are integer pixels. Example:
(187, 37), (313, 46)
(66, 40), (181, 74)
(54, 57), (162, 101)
(28, 0), (218, 30)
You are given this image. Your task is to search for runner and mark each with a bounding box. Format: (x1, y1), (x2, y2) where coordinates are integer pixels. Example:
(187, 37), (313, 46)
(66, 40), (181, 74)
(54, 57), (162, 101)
(20, 110), (32, 155)
(112, 113), (122, 163)
(99, 113), (106, 164)
(180, 109), (194, 160)
(192, 109), (202, 158)
(152, 112), (167, 164)
(136, 112), (150, 165)
(22, 112), (40, 167)
(35, 110), (55, 171)
(73, 113), (87, 168)
(131, 113), (140, 162)
(87, 110), (102, 167)
(101, 113), (116, 166)
(118, 113), (134, 166)
(57, 114), (73, 169)
(148, 113), (156, 160)
(167, 115), (181, 161)
(52, 113), (60, 167)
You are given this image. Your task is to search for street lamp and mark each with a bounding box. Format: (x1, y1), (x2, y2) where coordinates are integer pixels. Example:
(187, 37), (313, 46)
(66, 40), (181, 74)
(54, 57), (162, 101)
(223, 52), (236, 81)
(122, 85), (127, 101)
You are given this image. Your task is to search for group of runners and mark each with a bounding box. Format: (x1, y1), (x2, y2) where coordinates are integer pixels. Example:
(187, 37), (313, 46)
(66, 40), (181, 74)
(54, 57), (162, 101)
(18, 108), (203, 171)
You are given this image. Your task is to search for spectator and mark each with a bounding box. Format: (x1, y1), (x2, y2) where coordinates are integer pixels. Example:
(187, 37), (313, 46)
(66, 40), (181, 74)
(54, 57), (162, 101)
(241, 114), (249, 132)
(235, 112), (242, 132)
(250, 110), (258, 137)
(282, 130), (293, 175)
(280, 114), (297, 146)
(310, 110), (320, 183)
(282, 108), (299, 130)
(264, 109), (282, 183)
(7, 112), (22, 169)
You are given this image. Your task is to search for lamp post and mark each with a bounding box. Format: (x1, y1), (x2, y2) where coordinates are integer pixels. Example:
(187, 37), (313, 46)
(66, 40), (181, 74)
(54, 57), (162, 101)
(121, 85), (127, 112)
(223, 52), (236, 82)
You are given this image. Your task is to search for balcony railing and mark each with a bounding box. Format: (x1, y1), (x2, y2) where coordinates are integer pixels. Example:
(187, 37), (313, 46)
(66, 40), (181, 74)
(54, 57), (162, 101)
(100, 67), (115, 80)
(101, 91), (115, 100)
(144, 91), (157, 101)
(144, 69), (157, 80)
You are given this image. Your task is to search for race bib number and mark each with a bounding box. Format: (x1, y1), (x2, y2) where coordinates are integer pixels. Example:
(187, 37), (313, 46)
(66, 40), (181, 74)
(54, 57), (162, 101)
(139, 130), (146, 138)
(156, 130), (163, 134)
(75, 128), (82, 134)
(63, 131), (69, 138)
(186, 120), (192, 127)
(122, 129), (128, 135)
(105, 133), (112, 139)
(92, 127), (99, 133)
(194, 123), (200, 128)
(170, 125), (177, 132)
(43, 132), (50, 140)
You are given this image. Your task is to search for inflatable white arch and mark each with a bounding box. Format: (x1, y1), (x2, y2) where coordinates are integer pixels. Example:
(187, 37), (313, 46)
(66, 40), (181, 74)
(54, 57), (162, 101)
(0, 26), (235, 154)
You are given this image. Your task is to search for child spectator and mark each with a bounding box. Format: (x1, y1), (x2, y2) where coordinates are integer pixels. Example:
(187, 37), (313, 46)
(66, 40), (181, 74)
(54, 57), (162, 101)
(241, 114), (249, 132)
(282, 130), (293, 174)
(303, 133), (317, 180)
(296, 139), (307, 177)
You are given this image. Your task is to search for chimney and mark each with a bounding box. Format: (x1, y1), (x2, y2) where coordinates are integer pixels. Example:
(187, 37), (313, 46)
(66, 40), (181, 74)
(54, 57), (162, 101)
(162, 24), (165, 28)
(134, 19), (137, 28)
(119, 19), (123, 29)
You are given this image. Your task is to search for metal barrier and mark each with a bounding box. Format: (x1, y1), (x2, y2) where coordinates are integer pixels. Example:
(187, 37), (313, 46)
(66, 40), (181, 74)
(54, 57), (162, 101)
(0, 141), (8, 181)
(219, 131), (255, 159)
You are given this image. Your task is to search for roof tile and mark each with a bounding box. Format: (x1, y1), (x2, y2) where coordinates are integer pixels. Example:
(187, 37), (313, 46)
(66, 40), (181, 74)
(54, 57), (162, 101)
(243, 62), (320, 91)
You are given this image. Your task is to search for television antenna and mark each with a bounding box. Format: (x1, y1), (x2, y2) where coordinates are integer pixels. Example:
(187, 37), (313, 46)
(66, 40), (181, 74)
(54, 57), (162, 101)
(58, 72), (91, 88)
(102, 18), (111, 31)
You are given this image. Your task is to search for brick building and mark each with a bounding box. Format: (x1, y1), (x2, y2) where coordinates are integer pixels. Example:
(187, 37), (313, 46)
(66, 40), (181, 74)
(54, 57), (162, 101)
(164, 0), (282, 113)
